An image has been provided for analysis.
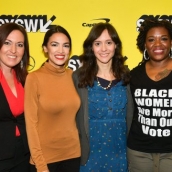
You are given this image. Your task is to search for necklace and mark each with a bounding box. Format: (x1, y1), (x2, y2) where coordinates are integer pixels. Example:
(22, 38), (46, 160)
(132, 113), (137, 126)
(97, 77), (112, 90)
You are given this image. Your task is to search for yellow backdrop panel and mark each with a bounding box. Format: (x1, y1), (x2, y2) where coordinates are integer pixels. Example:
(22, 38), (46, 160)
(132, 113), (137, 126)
(1, 0), (172, 71)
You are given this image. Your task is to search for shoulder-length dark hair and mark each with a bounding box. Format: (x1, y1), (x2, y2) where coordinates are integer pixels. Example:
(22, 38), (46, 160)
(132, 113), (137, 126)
(41, 25), (72, 67)
(78, 22), (130, 88)
(42, 25), (72, 51)
(0, 23), (30, 85)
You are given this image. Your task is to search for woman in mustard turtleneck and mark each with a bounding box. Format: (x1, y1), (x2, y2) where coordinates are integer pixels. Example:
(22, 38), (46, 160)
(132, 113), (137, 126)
(24, 25), (81, 172)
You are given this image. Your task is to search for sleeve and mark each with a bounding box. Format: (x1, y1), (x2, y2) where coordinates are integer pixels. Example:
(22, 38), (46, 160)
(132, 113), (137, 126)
(126, 84), (134, 136)
(72, 70), (77, 86)
(24, 73), (49, 172)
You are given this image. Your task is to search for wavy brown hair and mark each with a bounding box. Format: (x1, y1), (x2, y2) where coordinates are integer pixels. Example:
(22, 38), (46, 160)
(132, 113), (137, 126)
(78, 22), (130, 88)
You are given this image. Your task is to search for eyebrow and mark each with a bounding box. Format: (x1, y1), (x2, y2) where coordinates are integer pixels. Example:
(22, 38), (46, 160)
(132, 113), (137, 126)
(5, 39), (24, 44)
(94, 39), (113, 42)
(147, 34), (169, 37)
(50, 41), (70, 44)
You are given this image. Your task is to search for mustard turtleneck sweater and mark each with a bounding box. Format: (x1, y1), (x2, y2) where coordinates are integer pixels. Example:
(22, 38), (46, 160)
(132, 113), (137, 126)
(24, 62), (81, 172)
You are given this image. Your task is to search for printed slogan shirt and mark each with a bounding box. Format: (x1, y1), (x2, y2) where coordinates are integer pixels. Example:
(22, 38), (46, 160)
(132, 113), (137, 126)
(127, 62), (172, 153)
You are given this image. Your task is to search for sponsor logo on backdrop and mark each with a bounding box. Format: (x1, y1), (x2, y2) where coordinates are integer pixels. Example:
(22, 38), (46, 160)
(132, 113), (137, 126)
(137, 15), (172, 31)
(68, 55), (82, 71)
(82, 18), (110, 27)
(0, 15), (56, 32)
(28, 56), (36, 71)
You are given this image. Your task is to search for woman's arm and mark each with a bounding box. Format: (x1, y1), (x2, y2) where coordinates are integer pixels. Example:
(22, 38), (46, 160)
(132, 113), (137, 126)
(126, 84), (134, 136)
(24, 73), (49, 172)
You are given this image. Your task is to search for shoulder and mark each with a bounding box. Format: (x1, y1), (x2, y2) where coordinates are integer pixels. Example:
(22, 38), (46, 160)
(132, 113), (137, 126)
(25, 68), (45, 85)
(130, 62), (145, 76)
(66, 68), (73, 74)
(26, 68), (41, 80)
(72, 68), (81, 79)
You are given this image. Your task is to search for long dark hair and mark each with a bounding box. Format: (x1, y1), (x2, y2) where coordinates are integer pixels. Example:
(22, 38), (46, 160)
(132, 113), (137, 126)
(0, 23), (30, 85)
(78, 22), (130, 87)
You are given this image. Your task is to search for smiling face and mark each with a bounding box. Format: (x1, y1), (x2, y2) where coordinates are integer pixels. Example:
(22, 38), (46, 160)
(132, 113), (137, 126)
(92, 29), (116, 66)
(0, 30), (24, 70)
(145, 27), (172, 62)
(43, 32), (70, 68)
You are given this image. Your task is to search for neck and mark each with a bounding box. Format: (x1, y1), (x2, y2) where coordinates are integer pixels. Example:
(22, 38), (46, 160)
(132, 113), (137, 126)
(97, 68), (114, 80)
(0, 65), (13, 76)
(147, 57), (172, 69)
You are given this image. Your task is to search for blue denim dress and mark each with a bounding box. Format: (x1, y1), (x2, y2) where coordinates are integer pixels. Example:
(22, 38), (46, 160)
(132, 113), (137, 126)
(80, 80), (128, 172)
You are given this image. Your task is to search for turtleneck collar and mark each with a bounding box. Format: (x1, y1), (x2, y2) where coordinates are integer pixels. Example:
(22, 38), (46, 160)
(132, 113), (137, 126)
(43, 62), (66, 75)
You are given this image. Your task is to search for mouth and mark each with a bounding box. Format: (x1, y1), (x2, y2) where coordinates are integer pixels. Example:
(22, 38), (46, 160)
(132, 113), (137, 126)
(99, 53), (109, 57)
(154, 49), (163, 53)
(8, 55), (17, 59)
(54, 55), (65, 60)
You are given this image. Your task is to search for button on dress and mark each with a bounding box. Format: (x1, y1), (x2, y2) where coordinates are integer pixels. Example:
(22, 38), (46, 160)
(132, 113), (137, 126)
(80, 79), (128, 172)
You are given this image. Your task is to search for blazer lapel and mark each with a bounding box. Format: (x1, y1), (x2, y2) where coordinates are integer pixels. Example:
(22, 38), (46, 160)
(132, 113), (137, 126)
(0, 84), (13, 119)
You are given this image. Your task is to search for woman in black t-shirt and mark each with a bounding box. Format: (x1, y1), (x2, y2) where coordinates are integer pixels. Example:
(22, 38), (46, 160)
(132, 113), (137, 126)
(127, 19), (172, 172)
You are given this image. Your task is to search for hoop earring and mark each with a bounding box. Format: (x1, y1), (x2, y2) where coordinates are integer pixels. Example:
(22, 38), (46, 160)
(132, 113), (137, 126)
(20, 60), (23, 68)
(170, 48), (172, 58)
(144, 49), (149, 60)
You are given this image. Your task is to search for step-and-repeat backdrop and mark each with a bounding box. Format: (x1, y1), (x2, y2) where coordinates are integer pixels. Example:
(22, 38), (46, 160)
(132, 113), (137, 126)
(1, 0), (172, 71)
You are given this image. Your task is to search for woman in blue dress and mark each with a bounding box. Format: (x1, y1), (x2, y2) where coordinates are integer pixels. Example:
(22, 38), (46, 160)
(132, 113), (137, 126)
(72, 23), (133, 172)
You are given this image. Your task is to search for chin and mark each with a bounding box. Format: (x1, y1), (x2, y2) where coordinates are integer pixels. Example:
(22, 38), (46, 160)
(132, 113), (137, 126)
(57, 63), (65, 67)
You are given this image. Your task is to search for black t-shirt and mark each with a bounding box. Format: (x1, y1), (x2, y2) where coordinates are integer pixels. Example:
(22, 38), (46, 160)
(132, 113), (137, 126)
(127, 62), (172, 153)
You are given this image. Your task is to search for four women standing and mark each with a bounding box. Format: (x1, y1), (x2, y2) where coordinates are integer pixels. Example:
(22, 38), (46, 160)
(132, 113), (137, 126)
(1, 19), (170, 172)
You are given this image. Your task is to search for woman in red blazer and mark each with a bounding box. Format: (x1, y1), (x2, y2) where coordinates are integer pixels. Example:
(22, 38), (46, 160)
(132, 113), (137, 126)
(0, 23), (30, 172)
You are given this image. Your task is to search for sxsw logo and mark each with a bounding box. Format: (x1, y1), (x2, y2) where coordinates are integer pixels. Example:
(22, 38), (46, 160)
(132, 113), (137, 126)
(82, 18), (110, 27)
(137, 15), (172, 31)
(0, 15), (56, 32)
(68, 55), (82, 71)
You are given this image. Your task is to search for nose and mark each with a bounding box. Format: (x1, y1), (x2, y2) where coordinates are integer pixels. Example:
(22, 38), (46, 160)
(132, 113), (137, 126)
(154, 38), (161, 46)
(10, 44), (17, 53)
(101, 43), (107, 51)
(58, 45), (64, 53)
